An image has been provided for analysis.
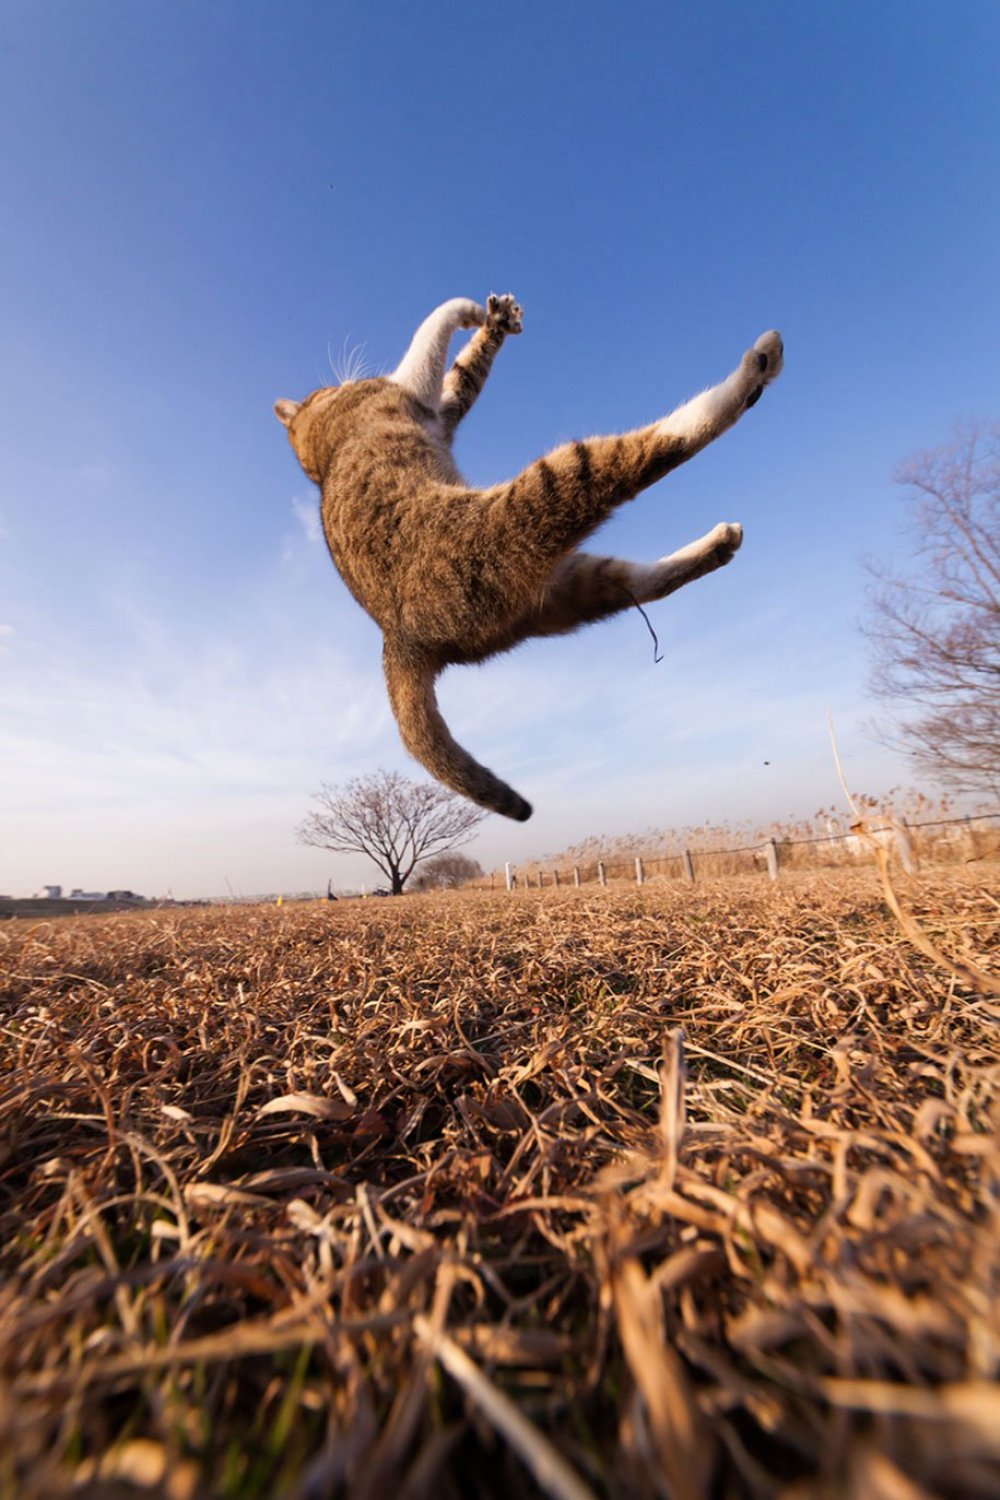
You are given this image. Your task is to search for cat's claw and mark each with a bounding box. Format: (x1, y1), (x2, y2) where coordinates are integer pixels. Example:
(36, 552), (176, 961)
(487, 293), (524, 336)
(743, 331), (784, 410)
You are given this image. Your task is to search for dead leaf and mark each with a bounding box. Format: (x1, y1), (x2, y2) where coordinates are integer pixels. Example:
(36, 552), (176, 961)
(255, 1091), (354, 1121)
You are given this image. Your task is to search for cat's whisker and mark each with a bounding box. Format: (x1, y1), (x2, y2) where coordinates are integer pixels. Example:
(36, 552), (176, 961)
(332, 337), (371, 386)
(352, 344), (373, 382)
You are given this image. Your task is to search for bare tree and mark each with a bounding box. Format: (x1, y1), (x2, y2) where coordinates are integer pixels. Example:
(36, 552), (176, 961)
(298, 770), (486, 895)
(865, 424), (1000, 798)
(411, 852), (484, 892)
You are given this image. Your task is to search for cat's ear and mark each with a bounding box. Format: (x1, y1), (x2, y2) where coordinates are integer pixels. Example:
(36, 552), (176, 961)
(273, 398), (301, 428)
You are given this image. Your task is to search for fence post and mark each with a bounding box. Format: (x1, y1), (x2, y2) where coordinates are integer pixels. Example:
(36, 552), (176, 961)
(598, 861), (606, 887)
(765, 839), (780, 882)
(681, 849), (695, 884)
(573, 866), (580, 888)
(635, 856), (644, 886)
(965, 815), (980, 862)
(894, 817), (918, 876)
(553, 869), (560, 887)
(504, 862), (514, 892)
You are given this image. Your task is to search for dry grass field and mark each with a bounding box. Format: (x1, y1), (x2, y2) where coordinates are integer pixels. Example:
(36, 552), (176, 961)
(1, 868), (998, 1500)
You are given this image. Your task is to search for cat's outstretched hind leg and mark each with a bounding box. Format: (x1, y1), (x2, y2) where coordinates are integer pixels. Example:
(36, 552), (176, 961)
(478, 331), (782, 573)
(640, 522), (744, 600)
(529, 524), (743, 637)
(656, 332), (784, 453)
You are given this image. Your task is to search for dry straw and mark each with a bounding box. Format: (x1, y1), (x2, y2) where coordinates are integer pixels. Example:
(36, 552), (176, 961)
(1, 863), (998, 1497)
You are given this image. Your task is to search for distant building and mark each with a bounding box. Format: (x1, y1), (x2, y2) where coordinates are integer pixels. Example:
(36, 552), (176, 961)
(69, 889), (106, 901)
(35, 884), (62, 900)
(106, 889), (144, 902)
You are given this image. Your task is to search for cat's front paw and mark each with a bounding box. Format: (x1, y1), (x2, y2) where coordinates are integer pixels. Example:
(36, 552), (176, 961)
(486, 293), (524, 336)
(742, 331), (784, 409)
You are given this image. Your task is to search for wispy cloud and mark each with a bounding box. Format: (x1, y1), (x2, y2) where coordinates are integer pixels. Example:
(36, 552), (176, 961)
(290, 494), (322, 546)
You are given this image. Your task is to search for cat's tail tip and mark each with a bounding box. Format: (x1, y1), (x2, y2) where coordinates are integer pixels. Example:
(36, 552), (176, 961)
(501, 790), (533, 822)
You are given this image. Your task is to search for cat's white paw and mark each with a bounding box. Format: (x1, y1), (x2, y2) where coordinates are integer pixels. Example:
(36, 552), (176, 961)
(743, 332), (784, 409)
(458, 301), (488, 329)
(487, 293), (524, 336)
(707, 521), (743, 564)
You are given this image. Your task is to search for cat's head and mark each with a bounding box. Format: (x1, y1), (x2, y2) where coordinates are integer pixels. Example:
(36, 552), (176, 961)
(273, 387), (341, 482)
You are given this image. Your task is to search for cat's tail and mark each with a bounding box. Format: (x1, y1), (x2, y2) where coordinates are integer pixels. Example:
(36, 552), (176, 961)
(382, 642), (532, 822)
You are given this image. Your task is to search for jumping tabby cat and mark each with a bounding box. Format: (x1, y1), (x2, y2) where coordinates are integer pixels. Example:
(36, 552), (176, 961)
(275, 295), (783, 821)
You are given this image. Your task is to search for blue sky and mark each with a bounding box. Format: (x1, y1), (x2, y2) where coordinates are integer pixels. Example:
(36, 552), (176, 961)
(2, 2), (998, 897)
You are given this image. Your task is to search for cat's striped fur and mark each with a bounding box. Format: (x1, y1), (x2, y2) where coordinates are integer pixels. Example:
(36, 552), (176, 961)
(275, 295), (783, 820)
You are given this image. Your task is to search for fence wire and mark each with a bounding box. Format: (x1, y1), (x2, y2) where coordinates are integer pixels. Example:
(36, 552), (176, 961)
(494, 811), (1000, 889)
